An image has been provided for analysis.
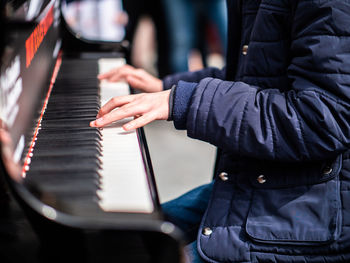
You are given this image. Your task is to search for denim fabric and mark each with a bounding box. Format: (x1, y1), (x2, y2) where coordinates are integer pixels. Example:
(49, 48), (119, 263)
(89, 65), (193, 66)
(163, 0), (227, 73)
(161, 182), (214, 262)
(185, 241), (207, 263)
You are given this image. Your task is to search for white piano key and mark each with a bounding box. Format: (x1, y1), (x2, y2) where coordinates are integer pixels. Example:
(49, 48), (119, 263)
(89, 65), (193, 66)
(97, 58), (154, 213)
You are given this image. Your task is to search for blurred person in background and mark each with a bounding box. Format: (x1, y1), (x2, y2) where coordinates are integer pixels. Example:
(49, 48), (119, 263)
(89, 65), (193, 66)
(122, 0), (171, 77)
(163, 0), (227, 73)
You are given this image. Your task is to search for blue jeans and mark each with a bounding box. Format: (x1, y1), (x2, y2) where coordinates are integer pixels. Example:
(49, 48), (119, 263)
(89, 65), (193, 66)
(161, 182), (214, 263)
(163, 0), (227, 73)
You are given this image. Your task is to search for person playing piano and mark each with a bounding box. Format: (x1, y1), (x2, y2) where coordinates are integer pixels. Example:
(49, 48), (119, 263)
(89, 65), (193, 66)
(91, 0), (350, 262)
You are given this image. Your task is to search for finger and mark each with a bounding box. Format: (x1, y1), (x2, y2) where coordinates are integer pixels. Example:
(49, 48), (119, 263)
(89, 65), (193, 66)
(126, 75), (146, 90)
(97, 95), (137, 118)
(98, 65), (134, 81)
(92, 103), (144, 127)
(108, 66), (141, 83)
(98, 69), (117, 80)
(123, 113), (156, 131)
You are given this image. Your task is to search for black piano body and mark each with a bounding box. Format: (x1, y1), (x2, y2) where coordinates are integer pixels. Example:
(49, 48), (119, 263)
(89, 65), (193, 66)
(0, 1), (183, 262)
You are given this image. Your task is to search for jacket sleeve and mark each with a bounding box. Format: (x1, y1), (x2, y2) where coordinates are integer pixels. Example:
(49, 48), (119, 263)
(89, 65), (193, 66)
(173, 0), (350, 162)
(162, 67), (226, 90)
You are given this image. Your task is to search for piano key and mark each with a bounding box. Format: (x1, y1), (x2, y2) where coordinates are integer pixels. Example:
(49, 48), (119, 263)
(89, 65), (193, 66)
(39, 123), (96, 131)
(96, 58), (154, 213)
(34, 139), (101, 148)
(37, 127), (101, 135)
(29, 158), (101, 171)
(43, 105), (100, 111)
(46, 99), (100, 105)
(33, 132), (101, 141)
(39, 119), (93, 128)
(33, 181), (99, 194)
(42, 110), (99, 117)
(31, 151), (101, 160)
(26, 171), (101, 180)
(44, 102), (100, 109)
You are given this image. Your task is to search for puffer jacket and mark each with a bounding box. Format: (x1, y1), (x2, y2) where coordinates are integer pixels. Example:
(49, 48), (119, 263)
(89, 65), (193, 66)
(163, 0), (350, 262)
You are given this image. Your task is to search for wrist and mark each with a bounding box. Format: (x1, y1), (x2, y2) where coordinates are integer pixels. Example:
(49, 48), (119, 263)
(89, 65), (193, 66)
(172, 81), (197, 129)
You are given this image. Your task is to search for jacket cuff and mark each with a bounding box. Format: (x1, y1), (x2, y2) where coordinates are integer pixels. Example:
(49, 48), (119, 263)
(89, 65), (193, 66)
(162, 75), (175, 90)
(167, 85), (176, 121)
(172, 81), (197, 130)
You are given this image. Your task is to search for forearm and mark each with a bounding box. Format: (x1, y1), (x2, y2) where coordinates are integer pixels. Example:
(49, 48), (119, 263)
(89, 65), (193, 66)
(171, 78), (350, 162)
(162, 67), (226, 90)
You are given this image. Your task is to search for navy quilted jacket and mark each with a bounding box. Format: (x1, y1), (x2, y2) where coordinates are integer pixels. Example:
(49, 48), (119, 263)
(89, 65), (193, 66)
(163, 0), (350, 262)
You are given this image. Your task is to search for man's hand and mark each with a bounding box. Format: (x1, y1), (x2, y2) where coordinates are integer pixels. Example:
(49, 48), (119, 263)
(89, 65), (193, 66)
(98, 65), (163, 93)
(90, 90), (171, 130)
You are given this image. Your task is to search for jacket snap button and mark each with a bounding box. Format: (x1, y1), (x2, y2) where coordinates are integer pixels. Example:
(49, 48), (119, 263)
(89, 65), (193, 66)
(257, 175), (266, 184)
(219, 172), (229, 181)
(202, 227), (213, 236)
(242, 45), (249, 55)
(323, 166), (333, 175)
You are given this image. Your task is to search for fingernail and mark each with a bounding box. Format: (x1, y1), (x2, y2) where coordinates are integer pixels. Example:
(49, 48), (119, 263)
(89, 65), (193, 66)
(96, 113), (101, 118)
(124, 123), (134, 130)
(96, 117), (104, 125)
(90, 121), (96, 127)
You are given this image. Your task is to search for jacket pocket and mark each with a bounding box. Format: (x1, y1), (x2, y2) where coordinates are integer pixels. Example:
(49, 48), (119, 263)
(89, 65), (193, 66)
(245, 155), (342, 245)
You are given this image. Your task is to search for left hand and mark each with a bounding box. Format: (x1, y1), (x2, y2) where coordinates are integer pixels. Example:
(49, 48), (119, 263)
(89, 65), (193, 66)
(98, 65), (163, 93)
(90, 90), (171, 130)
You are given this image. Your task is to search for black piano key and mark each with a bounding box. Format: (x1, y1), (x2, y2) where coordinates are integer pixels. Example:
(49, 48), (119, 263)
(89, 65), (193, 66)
(41, 117), (95, 123)
(28, 178), (100, 192)
(37, 128), (102, 136)
(30, 151), (102, 162)
(34, 140), (102, 149)
(26, 175), (100, 189)
(35, 132), (101, 141)
(44, 102), (100, 109)
(48, 100), (99, 106)
(29, 154), (102, 163)
(29, 157), (101, 171)
(39, 119), (94, 129)
(53, 94), (99, 100)
(34, 135), (101, 144)
(26, 170), (101, 181)
(42, 110), (99, 118)
(43, 105), (100, 112)
(25, 175), (100, 190)
(26, 171), (101, 181)
(41, 114), (98, 121)
(50, 90), (98, 97)
(37, 127), (102, 136)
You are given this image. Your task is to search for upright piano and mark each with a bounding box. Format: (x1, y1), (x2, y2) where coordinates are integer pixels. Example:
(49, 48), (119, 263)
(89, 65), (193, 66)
(0, 0), (183, 262)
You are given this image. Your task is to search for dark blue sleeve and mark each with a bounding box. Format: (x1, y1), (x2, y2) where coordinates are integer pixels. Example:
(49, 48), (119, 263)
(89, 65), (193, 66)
(162, 67), (226, 90)
(172, 1), (350, 162)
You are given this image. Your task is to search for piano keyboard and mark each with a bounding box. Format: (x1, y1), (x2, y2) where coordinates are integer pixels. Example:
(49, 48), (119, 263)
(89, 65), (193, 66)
(97, 58), (154, 213)
(24, 57), (154, 215)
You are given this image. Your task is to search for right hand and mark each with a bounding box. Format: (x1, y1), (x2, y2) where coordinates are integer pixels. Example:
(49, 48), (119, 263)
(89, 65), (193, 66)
(98, 64), (163, 93)
(90, 90), (171, 130)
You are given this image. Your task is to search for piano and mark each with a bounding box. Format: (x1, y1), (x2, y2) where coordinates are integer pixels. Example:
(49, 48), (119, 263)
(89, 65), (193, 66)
(0, 0), (183, 262)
